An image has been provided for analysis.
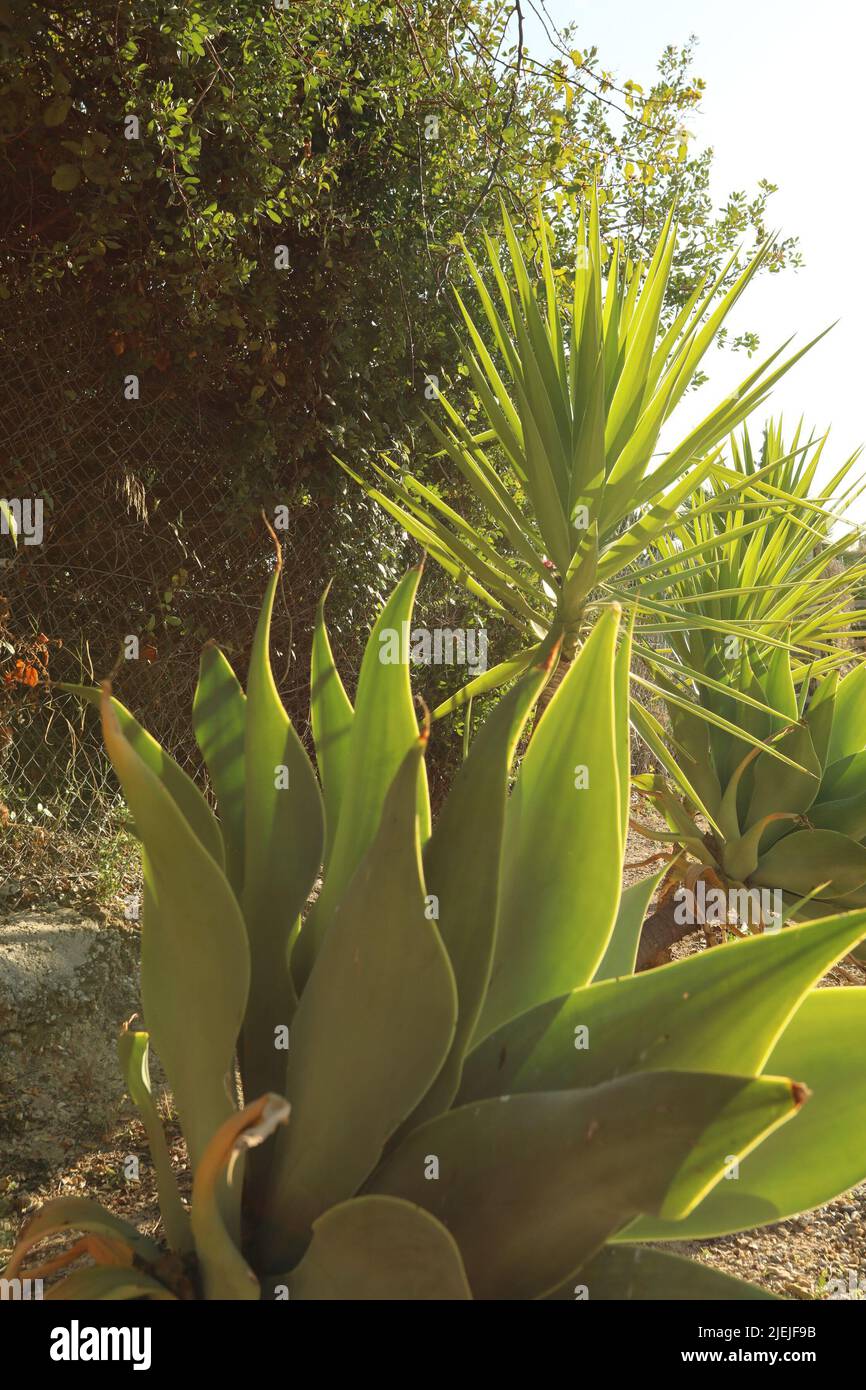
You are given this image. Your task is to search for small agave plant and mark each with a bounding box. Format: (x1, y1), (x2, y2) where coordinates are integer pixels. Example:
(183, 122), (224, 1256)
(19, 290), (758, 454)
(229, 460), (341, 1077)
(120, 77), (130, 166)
(7, 551), (866, 1300)
(639, 652), (866, 952)
(629, 420), (866, 952)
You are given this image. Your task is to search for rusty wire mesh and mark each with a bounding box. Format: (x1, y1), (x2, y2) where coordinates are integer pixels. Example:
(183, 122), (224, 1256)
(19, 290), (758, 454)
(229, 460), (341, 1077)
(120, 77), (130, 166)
(0, 288), (413, 907)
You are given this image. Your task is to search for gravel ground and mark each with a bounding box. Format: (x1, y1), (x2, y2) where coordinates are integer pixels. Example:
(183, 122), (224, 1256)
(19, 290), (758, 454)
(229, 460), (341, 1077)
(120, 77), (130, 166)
(674, 1195), (866, 1301)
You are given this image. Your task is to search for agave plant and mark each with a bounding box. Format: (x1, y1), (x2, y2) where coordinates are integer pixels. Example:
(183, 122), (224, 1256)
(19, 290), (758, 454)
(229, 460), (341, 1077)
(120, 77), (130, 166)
(635, 652), (866, 956)
(7, 554), (866, 1300)
(343, 195), (824, 720)
(621, 419), (866, 797)
(627, 420), (866, 953)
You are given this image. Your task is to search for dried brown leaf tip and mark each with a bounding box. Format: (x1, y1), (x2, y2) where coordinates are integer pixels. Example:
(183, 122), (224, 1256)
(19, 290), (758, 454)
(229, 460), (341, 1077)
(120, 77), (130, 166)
(262, 508), (283, 570)
(415, 693), (431, 743)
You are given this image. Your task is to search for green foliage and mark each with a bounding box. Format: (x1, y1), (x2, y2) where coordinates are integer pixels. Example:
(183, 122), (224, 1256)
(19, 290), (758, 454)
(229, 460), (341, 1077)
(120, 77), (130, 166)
(630, 420), (866, 694)
(633, 421), (866, 934)
(349, 195), (816, 720)
(7, 563), (866, 1300)
(1, 4), (796, 477)
(641, 659), (866, 927)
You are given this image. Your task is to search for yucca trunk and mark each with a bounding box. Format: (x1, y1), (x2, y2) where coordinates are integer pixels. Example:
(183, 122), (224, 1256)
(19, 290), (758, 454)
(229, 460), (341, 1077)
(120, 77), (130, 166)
(533, 651), (572, 725)
(636, 896), (696, 970)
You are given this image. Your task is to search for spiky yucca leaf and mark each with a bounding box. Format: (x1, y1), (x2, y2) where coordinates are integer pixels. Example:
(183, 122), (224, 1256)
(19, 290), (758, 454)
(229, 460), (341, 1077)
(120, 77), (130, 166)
(627, 421), (866, 939)
(346, 196), (827, 742)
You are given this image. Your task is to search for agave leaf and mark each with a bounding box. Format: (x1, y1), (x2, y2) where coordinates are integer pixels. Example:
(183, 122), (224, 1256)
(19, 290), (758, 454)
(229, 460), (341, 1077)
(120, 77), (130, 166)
(826, 663), (866, 764)
(100, 688), (250, 1175)
(475, 606), (623, 1042)
(261, 738), (457, 1265)
(546, 1246), (777, 1300)
(808, 788), (866, 839)
(295, 566), (429, 985)
(460, 910), (866, 1102)
(242, 562), (325, 1093)
(117, 1022), (191, 1253)
(192, 644), (246, 894)
(621, 987), (866, 1241)
(45, 1267), (177, 1300)
(744, 721), (821, 850)
(752, 829), (866, 898)
(784, 886), (866, 920)
(367, 1069), (801, 1300)
(762, 644), (798, 723)
(405, 661), (551, 1129)
(818, 750), (866, 802)
(593, 866), (669, 983)
(289, 1196), (472, 1301)
(4, 1196), (161, 1281)
(803, 671), (837, 770)
(722, 813), (797, 882)
(666, 699), (723, 818)
(191, 1093), (289, 1300)
(65, 684), (224, 868)
(310, 585), (355, 872)
(613, 611), (633, 847)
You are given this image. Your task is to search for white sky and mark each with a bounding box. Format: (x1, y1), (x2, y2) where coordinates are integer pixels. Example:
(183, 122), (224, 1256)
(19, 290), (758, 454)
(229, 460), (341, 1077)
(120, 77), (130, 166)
(522, 0), (866, 516)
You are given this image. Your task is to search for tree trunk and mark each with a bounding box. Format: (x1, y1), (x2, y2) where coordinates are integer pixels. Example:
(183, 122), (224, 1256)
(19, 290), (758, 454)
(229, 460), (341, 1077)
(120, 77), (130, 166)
(635, 893), (700, 971)
(531, 651), (572, 730)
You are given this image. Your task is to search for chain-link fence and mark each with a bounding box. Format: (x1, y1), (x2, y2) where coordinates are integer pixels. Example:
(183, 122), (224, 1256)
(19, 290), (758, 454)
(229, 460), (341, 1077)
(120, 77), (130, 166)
(0, 288), (410, 909)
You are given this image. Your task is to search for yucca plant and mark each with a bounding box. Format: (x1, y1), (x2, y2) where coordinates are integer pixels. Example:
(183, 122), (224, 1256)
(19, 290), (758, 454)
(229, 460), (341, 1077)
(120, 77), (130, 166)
(343, 195), (824, 720)
(7, 554), (866, 1300)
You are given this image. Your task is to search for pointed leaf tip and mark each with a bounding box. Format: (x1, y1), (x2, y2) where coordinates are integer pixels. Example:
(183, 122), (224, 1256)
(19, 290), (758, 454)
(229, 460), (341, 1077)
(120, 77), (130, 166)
(261, 508), (283, 571)
(226, 1093), (291, 1182)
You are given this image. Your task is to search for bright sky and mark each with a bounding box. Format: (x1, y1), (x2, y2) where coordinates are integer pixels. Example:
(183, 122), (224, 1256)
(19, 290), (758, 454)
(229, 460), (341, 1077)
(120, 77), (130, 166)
(522, 0), (866, 517)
